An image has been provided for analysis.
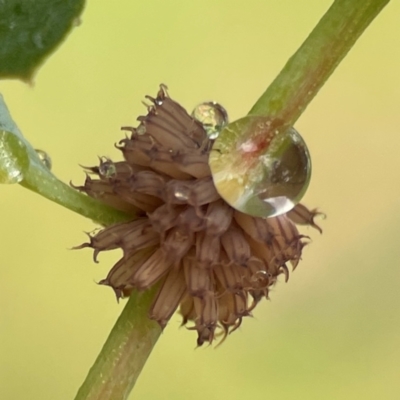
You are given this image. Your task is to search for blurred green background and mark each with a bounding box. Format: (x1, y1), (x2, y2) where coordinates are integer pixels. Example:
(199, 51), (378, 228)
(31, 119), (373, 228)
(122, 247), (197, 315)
(1, 1), (400, 399)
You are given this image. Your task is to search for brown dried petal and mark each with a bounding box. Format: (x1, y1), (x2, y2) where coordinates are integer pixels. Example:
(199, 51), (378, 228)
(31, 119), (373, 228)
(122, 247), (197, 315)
(220, 226), (251, 266)
(120, 135), (193, 180)
(287, 203), (324, 233)
(179, 294), (196, 325)
(193, 293), (218, 339)
(161, 227), (194, 263)
(184, 254), (212, 297)
(234, 211), (274, 244)
(139, 103), (201, 150)
(114, 183), (163, 212)
(218, 296), (238, 327)
(275, 235), (304, 269)
(163, 177), (219, 207)
(90, 160), (141, 181)
(289, 240), (308, 270)
(176, 206), (205, 232)
(120, 220), (159, 253)
(218, 291), (249, 325)
(267, 215), (298, 244)
(147, 148), (193, 180)
(245, 234), (275, 271)
(150, 95), (207, 146)
(131, 248), (172, 289)
(110, 161), (141, 178)
(100, 248), (154, 292)
(187, 176), (220, 206)
(119, 135), (153, 167)
(266, 216), (306, 269)
(76, 221), (134, 258)
(214, 263), (246, 293)
(147, 204), (185, 235)
(195, 326), (215, 347)
(150, 266), (187, 329)
(74, 176), (138, 214)
(269, 236), (291, 266)
(279, 264), (290, 283)
(164, 98), (208, 147)
(233, 292), (249, 318)
(172, 150), (211, 179)
(195, 231), (221, 266)
(205, 199), (234, 236)
(128, 170), (166, 198)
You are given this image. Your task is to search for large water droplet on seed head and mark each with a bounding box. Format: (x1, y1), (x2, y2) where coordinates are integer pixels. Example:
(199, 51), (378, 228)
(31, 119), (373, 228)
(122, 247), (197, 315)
(209, 115), (311, 218)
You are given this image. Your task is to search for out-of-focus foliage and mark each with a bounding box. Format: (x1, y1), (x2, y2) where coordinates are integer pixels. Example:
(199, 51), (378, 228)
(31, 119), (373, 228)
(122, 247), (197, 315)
(0, 0), (85, 81)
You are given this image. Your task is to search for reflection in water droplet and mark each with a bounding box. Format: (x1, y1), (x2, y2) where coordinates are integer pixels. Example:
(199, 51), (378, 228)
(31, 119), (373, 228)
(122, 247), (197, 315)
(0, 131), (27, 184)
(250, 270), (271, 288)
(35, 149), (52, 170)
(192, 102), (229, 140)
(98, 159), (117, 178)
(0, 164), (22, 184)
(173, 185), (190, 201)
(210, 116), (311, 218)
(136, 124), (146, 135)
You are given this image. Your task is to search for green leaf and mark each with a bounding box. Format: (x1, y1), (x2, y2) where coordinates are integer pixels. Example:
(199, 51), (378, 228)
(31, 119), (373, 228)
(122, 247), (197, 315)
(0, 0), (85, 81)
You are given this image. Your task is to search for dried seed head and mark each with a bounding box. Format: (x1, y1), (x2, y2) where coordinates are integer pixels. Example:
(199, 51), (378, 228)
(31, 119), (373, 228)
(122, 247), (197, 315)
(76, 85), (322, 345)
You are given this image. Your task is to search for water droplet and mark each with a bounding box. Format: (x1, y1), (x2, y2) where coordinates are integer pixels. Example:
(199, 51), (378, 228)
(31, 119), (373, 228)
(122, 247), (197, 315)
(136, 124), (146, 135)
(35, 149), (52, 170)
(173, 186), (190, 201)
(210, 116), (311, 218)
(0, 130), (28, 184)
(250, 270), (271, 288)
(98, 159), (117, 178)
(192, 102), (228, 139)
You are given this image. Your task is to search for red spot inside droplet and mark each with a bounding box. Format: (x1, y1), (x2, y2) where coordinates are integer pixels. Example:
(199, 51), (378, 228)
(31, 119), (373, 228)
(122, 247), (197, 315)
(238, 131), (273, 164)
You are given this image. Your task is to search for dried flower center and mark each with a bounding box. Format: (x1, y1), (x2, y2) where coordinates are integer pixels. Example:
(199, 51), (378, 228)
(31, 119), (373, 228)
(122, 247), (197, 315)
(75, 85), (322, 346)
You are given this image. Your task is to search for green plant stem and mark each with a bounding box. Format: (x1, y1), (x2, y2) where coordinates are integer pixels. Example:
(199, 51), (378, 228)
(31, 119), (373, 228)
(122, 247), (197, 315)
(249, 0), (390, 125)
(20, 173), (130, 226)
(74, 287), (162, 400)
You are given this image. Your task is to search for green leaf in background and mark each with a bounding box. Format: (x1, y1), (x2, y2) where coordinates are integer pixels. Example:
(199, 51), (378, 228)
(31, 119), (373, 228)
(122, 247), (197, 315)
(0, 0), (85, 81)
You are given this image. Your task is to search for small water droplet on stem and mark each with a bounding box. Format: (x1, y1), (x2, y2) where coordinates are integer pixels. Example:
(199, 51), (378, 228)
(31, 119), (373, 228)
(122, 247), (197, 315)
(35, 149), (52, 170)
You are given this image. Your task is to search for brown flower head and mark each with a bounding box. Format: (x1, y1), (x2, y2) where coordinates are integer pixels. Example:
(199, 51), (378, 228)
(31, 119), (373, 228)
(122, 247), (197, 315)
(75, 85), (322, 345)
